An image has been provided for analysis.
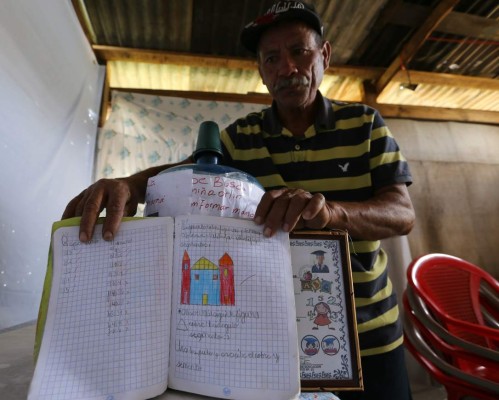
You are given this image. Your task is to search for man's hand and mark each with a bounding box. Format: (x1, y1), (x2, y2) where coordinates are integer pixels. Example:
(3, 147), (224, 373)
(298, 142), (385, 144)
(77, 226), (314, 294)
(61, 161), (190, 242)
(62, 178), (143, 243)
(254, 188), (332, 237)
(253, 184), (415, 240)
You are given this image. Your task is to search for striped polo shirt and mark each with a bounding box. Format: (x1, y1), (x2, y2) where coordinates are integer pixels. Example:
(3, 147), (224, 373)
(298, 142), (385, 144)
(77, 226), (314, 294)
(220, 91), (413, 356)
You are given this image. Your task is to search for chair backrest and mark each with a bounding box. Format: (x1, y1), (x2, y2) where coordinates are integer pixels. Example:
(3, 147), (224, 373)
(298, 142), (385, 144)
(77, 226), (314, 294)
(404, 287), (499, 363)
(403, 289), (499, 381)
(480, 282), (499, 328)
(407, 253), (499, 348)
(403, 312), (499, 399)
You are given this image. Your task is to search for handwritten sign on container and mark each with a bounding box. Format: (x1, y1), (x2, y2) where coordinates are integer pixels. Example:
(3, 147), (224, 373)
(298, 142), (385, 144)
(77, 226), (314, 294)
(144, 170), (265, 220)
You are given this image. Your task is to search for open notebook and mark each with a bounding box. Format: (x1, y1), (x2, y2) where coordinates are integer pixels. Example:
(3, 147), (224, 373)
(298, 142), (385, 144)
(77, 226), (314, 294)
(29, 215), (300, 400)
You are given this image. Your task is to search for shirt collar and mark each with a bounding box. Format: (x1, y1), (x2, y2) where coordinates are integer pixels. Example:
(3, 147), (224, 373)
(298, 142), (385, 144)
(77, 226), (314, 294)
(262, 91), (335, 137)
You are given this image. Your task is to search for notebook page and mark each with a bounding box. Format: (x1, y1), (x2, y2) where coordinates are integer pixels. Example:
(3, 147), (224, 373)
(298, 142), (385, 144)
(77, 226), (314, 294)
(28, 217), (174, 400)
(168, 215), (300, 400)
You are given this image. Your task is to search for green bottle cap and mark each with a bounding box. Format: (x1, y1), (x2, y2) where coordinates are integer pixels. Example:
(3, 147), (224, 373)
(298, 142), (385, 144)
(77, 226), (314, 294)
(193, 121), (223, 161)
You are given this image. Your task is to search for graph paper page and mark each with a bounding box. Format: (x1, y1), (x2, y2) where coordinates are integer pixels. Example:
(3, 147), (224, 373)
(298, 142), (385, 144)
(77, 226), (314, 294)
(28, 217), (174, 400)
(168, 215), (300, 400)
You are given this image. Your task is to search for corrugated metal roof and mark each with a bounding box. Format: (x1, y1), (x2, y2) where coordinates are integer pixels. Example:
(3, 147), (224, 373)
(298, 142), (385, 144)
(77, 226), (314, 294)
(72, 0), (499, 123)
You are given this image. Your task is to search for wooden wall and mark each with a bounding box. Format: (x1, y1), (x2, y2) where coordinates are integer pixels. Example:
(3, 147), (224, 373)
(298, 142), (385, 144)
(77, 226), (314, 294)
(387, 119), (499, 278)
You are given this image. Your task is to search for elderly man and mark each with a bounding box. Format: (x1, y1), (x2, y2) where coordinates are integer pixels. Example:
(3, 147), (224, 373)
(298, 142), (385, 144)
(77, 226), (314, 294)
(63, 2), (415, 399)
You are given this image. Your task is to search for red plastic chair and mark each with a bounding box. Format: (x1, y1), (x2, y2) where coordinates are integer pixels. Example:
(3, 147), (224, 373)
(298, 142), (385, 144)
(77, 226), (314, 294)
(404, 288), (499, 382)
(403, 313), (499, 400)
(480, 281), (499, 329)
(407, 253), (499, 350)
(404, 253), (499, 399)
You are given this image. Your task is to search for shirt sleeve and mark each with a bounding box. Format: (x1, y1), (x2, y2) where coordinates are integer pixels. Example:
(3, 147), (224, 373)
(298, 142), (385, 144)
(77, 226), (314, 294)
(369, 110), (413, 189)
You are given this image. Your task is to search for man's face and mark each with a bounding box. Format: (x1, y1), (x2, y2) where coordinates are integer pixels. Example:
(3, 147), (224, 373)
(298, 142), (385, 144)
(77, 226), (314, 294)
(257, 21), (331, 111)
(316, 255), (324, 264)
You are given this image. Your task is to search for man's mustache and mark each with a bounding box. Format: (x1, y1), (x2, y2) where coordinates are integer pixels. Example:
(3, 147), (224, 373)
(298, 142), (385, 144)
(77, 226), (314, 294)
(273, 76), (310, 91)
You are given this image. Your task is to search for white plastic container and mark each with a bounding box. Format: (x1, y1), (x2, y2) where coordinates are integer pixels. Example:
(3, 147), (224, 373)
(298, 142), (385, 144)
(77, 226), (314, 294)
(144, 121), (264, 219)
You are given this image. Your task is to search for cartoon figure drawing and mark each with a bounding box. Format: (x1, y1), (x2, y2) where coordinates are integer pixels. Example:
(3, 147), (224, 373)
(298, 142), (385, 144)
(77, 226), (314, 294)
(180, 250), (235, 306)
(301, 335), (320, 356)
(311, 250), (329, 273)
(312, 301), (335, 330)
(298, 266), (315, 291)
(302, 270), (312, 281)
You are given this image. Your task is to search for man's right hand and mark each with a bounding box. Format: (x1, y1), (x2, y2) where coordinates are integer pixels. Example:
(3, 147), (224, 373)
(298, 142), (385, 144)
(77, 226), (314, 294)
(61, 160), (191, 242)
(62, 177), (143, 243)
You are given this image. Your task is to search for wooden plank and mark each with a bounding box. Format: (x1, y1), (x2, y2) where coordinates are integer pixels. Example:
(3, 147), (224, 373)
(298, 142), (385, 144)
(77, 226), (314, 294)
(71, 0), (97, 45)
(438, 11), (499, 41)
(375, 0), (460, 93)
(328, 65), (382, 80)
(92, 45), (258, 70)
(98, 67), (111, 127)
(374, 103), (499, 125)
(364, 82), (498, 125)
(381, 4), (499, 42)
(96, 44), (498, 93)
(393, 70), (499, 91)
(92, 45), (382, 79)
(112, 88), (272, 105)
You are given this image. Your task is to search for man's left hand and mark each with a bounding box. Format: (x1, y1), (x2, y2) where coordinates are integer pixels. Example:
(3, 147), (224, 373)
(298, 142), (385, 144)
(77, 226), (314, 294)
(254, 188), (332, 237)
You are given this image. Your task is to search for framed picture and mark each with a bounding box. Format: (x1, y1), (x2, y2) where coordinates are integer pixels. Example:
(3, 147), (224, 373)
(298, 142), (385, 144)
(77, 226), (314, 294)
(290, 230), (362, 391)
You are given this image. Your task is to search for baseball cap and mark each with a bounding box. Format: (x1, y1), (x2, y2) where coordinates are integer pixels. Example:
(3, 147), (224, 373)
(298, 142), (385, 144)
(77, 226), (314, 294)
(240, 1), (324, 53)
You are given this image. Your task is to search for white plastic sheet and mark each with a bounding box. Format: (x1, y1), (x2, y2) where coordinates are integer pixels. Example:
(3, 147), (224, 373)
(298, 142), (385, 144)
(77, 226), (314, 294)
(0, 0), (104, 329)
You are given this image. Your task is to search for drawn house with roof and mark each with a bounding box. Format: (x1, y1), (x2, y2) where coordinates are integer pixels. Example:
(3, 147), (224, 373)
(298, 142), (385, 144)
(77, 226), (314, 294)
(180, 250), (235, 306)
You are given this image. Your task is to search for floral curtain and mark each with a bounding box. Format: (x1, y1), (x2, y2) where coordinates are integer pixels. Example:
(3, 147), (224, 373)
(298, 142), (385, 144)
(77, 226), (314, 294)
(95, 91), (265, 181)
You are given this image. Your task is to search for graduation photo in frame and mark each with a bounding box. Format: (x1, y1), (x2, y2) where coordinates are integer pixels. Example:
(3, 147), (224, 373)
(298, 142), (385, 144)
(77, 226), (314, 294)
(290, 230), (363, 392)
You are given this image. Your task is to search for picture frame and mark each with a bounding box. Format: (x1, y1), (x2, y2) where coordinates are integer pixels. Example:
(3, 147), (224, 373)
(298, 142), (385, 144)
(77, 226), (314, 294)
(290, 230), (363, 391)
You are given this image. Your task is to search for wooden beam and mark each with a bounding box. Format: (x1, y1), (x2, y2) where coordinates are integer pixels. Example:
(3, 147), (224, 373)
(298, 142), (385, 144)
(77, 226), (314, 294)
(93, 45), (258, 70)
(96, 44), (499, 93)
(327, 65), (382, 81)
(382, 5), (499, 42)
(393, 70), (499, 91)
(364, 82), (498, 125)
(375, 0), (460, 93)
(98, 66), (111, 127)
(92, 45), (382, 80)
(373, 103), (499, 125)
(112, 88), (272, 105)
(71, 0), (97, 45)
(93, 45), (499, 125)
(439, 11), (499, 41)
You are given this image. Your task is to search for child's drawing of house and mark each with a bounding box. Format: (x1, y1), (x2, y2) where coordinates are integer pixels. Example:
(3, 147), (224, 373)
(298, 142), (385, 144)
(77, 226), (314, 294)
(180, 250), (235, 306)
